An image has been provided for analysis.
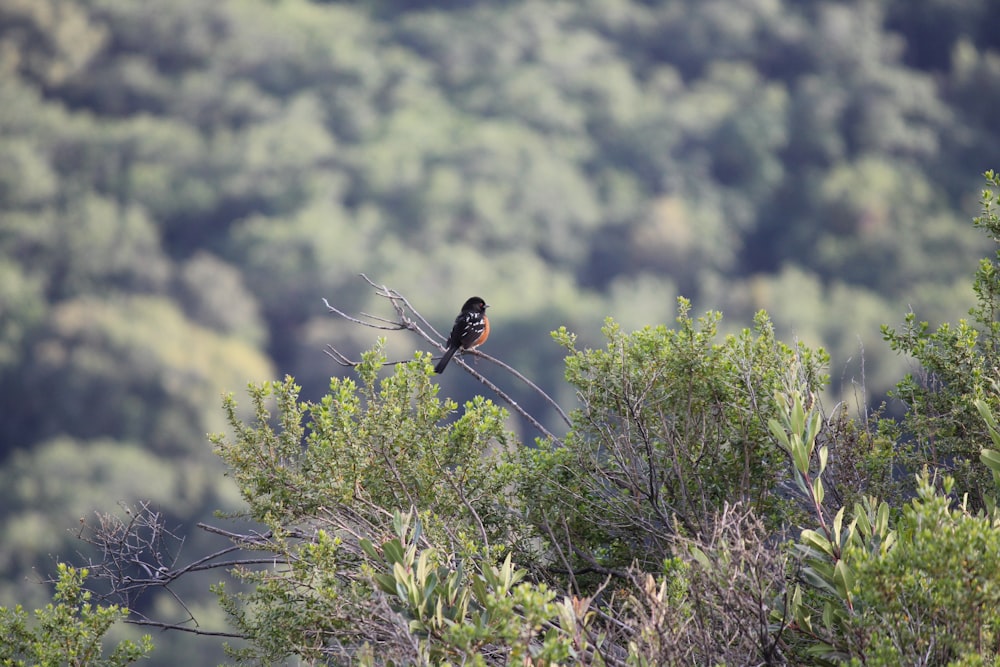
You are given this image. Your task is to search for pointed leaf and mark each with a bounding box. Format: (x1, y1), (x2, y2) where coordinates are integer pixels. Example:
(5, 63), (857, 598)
(416, 549), (433, 582)
(769, 419), (790, 448)
(689, 545), (711, 570)
(822, 601), (835, 630)
(423, 572), (438, 610)
(854, 504), (872, 538)
(801, 529), (832, 556)
(807, 412), (823, 443)
(981, 448), (1000, 475)
(845, 519), (861, 554)
(799, 567), (837, 596)
(392, 510), (408, 540)
(359, 538), (380, 561)
(373, 573), (398, 596)
(792, 396), (806, 437)
(832, 507), (845, 547)
(792, 443), (810, 475)
(976, 400), (1000, 445)
(833, 560), (854, 602)
(875, 501), (889, 537)
(382, 539), (404, 566)
(471, 575), (489, 604)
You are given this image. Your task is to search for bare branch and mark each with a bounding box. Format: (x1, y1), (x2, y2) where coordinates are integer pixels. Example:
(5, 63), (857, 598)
(125, 619), (244, 638)
(464, 349), (571, 427)
(323, 345), (412, 368)
(321, 297), (406, 332)
(322, 275), (571, 443)
(447, 350), (565, 445)
(358, 273), (444, 340)
(69, 501), (295, 638)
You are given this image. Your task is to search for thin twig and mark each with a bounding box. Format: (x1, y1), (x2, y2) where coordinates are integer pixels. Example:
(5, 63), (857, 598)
(465, 350), (571, 427)
(321, 298), (406, 332)
(359, 274), (443, 340)
(323, 275), (570, 443)
(323, 346), (411, 368)
(450, 350), (563, 445)
(125, 619), (244, 638)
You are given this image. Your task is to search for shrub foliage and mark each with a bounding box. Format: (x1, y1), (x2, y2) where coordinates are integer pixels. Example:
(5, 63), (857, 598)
(36, 172), (1000, 665)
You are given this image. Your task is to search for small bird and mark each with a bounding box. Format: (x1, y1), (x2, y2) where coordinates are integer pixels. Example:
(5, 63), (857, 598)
(435, 296), (490, 374)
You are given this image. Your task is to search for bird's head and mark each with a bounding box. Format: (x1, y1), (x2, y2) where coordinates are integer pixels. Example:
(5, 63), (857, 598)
(462, 296), (488, 313)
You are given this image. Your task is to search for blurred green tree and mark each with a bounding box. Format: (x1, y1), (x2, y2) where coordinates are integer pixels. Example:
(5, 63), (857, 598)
(0, 563), (152, 667)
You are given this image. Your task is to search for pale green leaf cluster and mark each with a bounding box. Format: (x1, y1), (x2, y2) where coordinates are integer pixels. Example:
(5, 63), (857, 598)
(358, 510), (593, 667)
(529, 299), (828, 573)
(0, 563), (152, 667)
(4, 3), (1000, 665)
(883, 171), (1000, 510)
(771, 388), (1000, 665)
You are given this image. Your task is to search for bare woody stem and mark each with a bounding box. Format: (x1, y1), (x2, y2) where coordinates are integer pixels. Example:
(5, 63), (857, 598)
(322, 274), (570, 443)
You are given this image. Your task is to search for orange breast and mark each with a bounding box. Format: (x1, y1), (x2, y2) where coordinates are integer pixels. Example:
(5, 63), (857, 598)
(472, 316), (490, 348)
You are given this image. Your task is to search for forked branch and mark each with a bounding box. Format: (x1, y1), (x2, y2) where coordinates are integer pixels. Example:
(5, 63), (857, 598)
(323, 274), (570, 443)
(69, 501), (282, 637)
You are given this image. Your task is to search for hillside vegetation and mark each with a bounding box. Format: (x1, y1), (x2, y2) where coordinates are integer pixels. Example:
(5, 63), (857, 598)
(2, 1), (1000, 664)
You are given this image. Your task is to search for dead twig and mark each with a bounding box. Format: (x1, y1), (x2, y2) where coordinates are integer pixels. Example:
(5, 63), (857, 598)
(322, 275), (571, 443)
(70, 502), (289, 636)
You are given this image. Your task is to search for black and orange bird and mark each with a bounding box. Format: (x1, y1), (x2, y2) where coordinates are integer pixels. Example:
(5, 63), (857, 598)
(434, 296), (490, 374)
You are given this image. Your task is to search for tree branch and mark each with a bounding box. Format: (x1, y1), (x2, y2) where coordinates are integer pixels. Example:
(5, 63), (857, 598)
(322, 275), (571, 443)
(70, 501), (292, 638)
(125, 619), (244, 638)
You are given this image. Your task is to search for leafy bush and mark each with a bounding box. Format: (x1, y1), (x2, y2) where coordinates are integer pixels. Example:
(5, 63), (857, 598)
(0, 563), (152, 667)
(524, 301), (827, 575)
(883, 170), (1000, 508)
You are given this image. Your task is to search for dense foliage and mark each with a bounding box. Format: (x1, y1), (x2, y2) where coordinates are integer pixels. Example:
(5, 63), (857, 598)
(194, 177), (1000, 663)
(0, 564), (152, 667)
(4, 0), (1000, 664)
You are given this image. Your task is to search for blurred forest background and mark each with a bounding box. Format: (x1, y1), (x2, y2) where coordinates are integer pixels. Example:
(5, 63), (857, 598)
(1, 0), (999, 662)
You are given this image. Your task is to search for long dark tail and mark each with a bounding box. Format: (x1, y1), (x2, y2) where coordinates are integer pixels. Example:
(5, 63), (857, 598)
(434, 345), (459, 374)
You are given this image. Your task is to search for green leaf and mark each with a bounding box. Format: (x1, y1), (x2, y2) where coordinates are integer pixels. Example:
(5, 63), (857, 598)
(470, 576), (489, 605)
(416, 549), (433, 582)
(769, 419), (790, 448)
(832, 560), (854, 603)
(359, 538), (380, 561)
(822, 600), (835, 630)
(802, 563), (836, 592)
(382, 539), (405, 566)
(981, 448), (1000, 475)
(373, 573), (397, 596)
(832, 506), (845, 548)
(792, 442), (810, 475)
(801, 529), (833, 557)
(791, 396), (806, 437)
(875, 501), (890, 537)
(689, 545), (712, 570)
(976, 400), (1000, 448)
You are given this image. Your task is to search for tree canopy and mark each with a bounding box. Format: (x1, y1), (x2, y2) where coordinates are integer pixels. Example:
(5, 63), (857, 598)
(3, 0), (1000, 664)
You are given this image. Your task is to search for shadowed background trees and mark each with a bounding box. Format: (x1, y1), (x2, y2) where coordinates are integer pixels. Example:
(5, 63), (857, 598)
(2, 0), (1000, 663)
